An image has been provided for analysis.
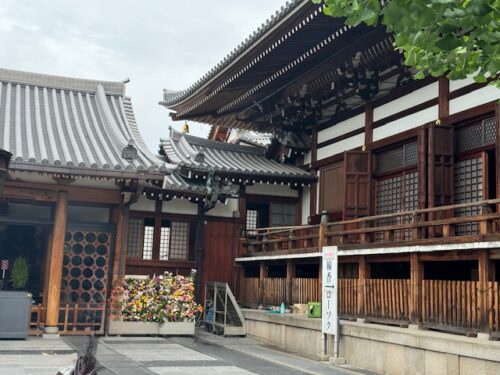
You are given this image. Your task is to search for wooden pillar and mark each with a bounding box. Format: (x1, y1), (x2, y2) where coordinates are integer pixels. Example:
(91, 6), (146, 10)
(310, 127), (318, 218)
(438, 76), (449, 120)
(357, 256), (369, 317)
(258, 262), (267, 306)
(112, 202), (129, 283)
(318, 210), (328, 249)
(286, 259), (295, 306)
(364, 102), (373, 146)
(195, 202), (205, 303)
(478, 249), (491, 332)
(410, 253), (423, 324)
(45, 191), (68, 334)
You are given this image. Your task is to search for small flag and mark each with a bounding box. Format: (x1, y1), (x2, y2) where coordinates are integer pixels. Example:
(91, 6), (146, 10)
(1, 259), (7, 279)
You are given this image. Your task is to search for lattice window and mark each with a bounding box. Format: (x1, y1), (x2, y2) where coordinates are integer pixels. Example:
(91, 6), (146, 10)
(375, 171), (418, 241)
(376, 141), (418, 174)
(455, 116), (497, 153)
(246, 209), (258, 235)
(170, 222), (189, 259)
(454, 156), (483, 235)
(271, 203), (296, 226)
(142, 219), (154, 260)
(127, 218), (143, 258)
(159, 224), (171, 261)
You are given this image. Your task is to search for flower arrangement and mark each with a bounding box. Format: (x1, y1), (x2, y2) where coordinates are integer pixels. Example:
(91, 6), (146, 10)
(110, 272), (202, 323)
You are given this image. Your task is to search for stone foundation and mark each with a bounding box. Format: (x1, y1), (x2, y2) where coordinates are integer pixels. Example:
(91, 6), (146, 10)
(242, 309), (500, 374)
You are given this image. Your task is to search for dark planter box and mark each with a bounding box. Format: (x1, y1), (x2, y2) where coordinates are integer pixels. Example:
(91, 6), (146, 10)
(0, 291), (32, 339)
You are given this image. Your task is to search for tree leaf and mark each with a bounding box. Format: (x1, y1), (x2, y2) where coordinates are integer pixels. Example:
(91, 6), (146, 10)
(435, 34), (461, 51)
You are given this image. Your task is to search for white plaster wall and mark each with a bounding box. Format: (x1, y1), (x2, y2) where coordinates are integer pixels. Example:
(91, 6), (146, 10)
(317, 133), (364, 160)
(246, 183), (299, 197)
(205, 197), (238, 218)
(303, 151), (312, 165)
(301, 187), (310, 225)
(373, 105), (438, 142)
(161, 198), (198, 215)
(130, 195), (156, 212)
(318, 113), (365, 143)
(449, 85), (500, 115)
(67, 205), (110, 223)
(374, 82), (438, 122)
(449, 76), (476, 92)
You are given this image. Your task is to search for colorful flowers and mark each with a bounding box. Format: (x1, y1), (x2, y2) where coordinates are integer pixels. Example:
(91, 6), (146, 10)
(110, 272), (201, 323)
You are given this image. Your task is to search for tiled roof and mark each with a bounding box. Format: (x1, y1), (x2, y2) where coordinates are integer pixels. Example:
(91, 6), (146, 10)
(0, 68), (173, 178)
(160, 128), (314, 183)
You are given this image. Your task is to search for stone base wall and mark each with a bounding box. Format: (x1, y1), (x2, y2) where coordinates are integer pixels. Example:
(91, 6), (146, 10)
(242, 309), (500, 373)
(242, 309), (334, 360)
(341, 322), (500, 375)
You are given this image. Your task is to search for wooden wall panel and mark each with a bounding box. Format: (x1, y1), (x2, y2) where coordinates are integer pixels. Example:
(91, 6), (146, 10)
(319, 162), (344, 213)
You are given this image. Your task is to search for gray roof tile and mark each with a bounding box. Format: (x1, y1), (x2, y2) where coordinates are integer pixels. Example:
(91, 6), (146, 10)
(160, 128), (314, 183)
(0, 68), (174, 177)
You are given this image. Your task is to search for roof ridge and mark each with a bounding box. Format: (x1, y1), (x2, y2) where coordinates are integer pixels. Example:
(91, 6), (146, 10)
(0, 67), (125, 95)
(169, 128), (266, 155)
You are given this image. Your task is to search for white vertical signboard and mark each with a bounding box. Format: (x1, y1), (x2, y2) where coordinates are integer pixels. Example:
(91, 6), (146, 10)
(322, 246), (338, 336)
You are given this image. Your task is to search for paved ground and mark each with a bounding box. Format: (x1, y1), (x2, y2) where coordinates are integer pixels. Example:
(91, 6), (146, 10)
(0, 330), (369, 375)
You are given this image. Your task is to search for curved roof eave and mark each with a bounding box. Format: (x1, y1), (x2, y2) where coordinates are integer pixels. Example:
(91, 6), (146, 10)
(159, 0), (309, 109)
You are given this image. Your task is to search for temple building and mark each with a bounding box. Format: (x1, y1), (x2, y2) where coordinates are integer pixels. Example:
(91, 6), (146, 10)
(0, 67), (313, 335)
(160, 0), (500, 366)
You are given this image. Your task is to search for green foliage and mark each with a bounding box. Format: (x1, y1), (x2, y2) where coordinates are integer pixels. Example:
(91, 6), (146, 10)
(312, 0), (500, 86)
(10, 256), (29, 290)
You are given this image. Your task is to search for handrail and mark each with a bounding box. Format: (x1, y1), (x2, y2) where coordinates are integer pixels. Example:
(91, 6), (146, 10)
(250, 198), (500, 236)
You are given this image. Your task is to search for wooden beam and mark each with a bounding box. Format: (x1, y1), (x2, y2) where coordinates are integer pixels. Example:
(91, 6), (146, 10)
(44, 191), (68, 334)
(286, 259), (294, 306)
(478, 249), (490, 332)
(438, 76), (449, 120)
(259, 262), (267, 306)
(357, 256), (369, 317)
(495, 102), (500, 212)
(310, 126), (318, 218)
(112, 201), (128, 283)
(364, 102), (373, 146)
(409, 253), (423, 324)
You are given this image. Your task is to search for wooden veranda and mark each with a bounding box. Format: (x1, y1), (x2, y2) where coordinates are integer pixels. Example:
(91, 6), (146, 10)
(238, 198), (500, 336)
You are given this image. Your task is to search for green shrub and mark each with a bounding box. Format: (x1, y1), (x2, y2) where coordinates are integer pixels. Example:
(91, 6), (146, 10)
(10, 256), (29, 290)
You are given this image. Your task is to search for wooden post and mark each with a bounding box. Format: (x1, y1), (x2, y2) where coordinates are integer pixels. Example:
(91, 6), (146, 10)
(111, 201), (128, 283)
(410, 253), (423, 324)
(364, 102), (373, 146)
(318, 210), (328, 249)
(259, 261), (267, 306)
(44, 191), (68, 334)
(438, 76), (449, 120)
(478, 249), (490, 333)
(286, 259), (294, 306)
(358, 256), (369, 318)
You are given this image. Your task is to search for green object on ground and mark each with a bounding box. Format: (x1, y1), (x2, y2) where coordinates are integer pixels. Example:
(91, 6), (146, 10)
(308, 302), (321, 318)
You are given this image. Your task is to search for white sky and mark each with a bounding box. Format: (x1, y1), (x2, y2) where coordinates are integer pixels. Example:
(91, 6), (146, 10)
(0, 0), (287, 152)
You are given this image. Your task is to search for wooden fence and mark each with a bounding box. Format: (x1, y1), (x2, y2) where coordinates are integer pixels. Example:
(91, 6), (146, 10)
(239, 277), (260, 307)
(489, 281), (500, 333)
(339, 278), (358, 317)
(422, 280), (480, 331)
(30, 303), (106, 336)
(365, 279), (411, 322)
(262, 278), (287, 306)
(292, 278), (320, 304)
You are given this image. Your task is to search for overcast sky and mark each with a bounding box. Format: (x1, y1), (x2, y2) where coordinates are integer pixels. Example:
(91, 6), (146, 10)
(0, 0), (287, 152)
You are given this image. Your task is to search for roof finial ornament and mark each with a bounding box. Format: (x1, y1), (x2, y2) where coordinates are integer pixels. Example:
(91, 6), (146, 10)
(122, 139), (138, 161)
(181, 122), (190, 134)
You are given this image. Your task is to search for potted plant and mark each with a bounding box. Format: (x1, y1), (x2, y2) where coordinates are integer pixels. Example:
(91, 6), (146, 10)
(0, 256), (32, 339)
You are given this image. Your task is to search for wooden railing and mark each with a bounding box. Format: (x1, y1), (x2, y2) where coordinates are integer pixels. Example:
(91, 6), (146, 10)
(243, 199), (500, 254)
(30, 303), (106, 336)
